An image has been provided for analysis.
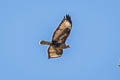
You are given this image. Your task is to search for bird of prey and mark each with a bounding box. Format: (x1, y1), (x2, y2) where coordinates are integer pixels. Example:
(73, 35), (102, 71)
(118, 64), (120, 67)
(40, 14), (72, 59)
(118, 60), (120, 67)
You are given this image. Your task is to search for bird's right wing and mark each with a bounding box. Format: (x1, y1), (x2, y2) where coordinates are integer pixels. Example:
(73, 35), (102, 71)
(52, 15), (72, 43)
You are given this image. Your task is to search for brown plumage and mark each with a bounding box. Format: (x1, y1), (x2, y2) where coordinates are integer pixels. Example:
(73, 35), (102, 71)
(40, 14), (72, 58)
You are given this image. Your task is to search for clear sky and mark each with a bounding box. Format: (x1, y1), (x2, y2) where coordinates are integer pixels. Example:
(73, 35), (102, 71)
(0, 0), (120, 80)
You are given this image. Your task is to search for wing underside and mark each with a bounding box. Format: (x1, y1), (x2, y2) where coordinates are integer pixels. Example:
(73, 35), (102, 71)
(52, 15), (72, 43)
(48, 45), (63, 58)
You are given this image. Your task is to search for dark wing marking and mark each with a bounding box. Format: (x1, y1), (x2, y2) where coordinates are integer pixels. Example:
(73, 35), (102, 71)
(52, 15), (72, 43)
(48, 45), (63, 58)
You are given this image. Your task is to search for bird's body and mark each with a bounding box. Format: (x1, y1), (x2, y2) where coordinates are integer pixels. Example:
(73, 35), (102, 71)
(40, 15), (72, 58)
(40, 40), (69, 49)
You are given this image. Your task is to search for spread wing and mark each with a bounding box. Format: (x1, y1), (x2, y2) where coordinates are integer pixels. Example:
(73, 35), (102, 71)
(52, 15), (72, 43)
(48, 45), (63, 58)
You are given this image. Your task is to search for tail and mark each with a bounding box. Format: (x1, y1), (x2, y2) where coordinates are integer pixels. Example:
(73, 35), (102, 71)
(40, 40), (51, 45)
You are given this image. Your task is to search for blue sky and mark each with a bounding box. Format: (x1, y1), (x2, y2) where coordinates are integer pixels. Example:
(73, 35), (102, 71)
(0, 0), (120, 80)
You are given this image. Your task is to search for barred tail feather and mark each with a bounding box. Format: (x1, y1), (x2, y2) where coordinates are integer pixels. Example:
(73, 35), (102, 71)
(40, 40), (51, 45)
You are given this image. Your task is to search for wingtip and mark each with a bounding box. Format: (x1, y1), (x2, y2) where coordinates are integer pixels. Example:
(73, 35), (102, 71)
(65, 14), (72, 25)
(66, 14), (70, 16)
(66, 14), (71, 18)
(64, 14), (71, 18)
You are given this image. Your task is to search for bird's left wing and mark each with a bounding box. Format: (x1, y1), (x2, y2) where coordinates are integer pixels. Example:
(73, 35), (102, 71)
(48, 45), (63, 58)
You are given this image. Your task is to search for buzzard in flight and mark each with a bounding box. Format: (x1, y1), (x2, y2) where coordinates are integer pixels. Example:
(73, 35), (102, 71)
(40, 15), (72, 58)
